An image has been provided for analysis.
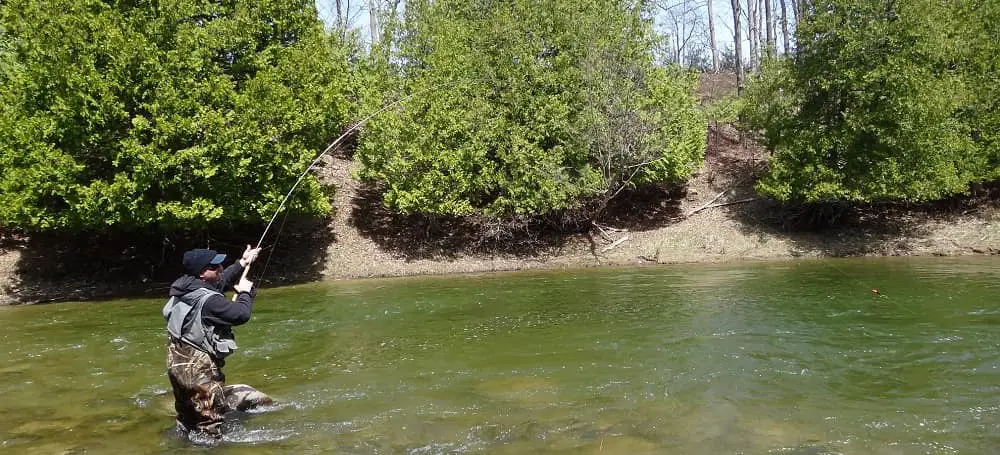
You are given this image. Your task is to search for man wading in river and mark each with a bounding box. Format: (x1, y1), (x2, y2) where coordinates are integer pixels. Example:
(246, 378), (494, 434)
(163, 246), (271, 439)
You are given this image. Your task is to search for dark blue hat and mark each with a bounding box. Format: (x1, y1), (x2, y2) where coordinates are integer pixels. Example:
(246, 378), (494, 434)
(182, 249), (227, 276)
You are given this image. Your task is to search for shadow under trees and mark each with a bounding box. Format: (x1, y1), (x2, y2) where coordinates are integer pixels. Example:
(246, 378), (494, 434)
(348, 185), (578, 260)
(1, 217), (336, 304)
(720, 147), (1000, 257)
(348, 175), (689, 260)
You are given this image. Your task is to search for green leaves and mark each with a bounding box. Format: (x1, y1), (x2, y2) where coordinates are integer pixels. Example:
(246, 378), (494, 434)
(745, 0), (988, 203)
(1, 0), (705, 232)
(0, 0), (353, 231)
(356, 0), (704, 219)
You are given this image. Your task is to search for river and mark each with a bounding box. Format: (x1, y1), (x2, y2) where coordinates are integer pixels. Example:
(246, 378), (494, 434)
(1, 257), (998, 454)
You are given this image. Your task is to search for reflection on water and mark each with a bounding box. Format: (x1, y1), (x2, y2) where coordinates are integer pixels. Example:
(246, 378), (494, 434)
(1, 257), (1000, 454)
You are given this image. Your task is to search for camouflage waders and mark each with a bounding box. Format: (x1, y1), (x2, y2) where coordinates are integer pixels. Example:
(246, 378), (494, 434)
(166, 340), (228, 437)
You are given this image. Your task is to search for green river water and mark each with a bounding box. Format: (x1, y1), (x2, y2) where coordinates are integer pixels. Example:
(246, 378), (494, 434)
(1, 257), (999, 454)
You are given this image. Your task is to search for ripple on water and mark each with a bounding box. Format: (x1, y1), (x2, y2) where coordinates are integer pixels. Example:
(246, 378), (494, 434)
(769, 442), (845, 455)
(242, 401), (297, 415)
(132, 384), (169, 400)
(221, 427), (297, 444)
(4, 259), (1000, 454)
(931, 334), (964, 343)
(474, 375), (561, 406)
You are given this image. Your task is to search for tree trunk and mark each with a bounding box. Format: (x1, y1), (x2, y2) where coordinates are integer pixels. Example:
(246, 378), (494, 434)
(346, 0), (353, 38)
(758, 0), (765, 59)
(747, 0), (757, 70)
(369, 0), (379, 47)
(757, 0), (765, 59)
(731, 0), (744, 95)
(335, 0), (343, 31)
(708, 0), (720, 72)
(765, 0), (775, 57)
(780, 0), (790, 54)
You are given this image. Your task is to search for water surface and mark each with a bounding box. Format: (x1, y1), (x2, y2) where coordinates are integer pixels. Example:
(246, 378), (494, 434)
(1, 257), (999, 454)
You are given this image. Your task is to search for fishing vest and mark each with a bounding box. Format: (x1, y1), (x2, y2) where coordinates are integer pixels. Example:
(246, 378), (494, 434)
(162, 288), (238, 359)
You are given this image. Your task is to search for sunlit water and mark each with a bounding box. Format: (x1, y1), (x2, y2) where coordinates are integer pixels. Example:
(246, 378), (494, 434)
(1, 257), (999, 454)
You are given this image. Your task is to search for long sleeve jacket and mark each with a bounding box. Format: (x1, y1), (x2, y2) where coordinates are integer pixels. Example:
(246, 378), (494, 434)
(168, 262), (256, 350)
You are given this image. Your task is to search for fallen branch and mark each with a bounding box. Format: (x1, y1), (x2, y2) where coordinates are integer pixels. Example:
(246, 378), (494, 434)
(592, 223), (612, 241)
(591, 221), (625, 242)
(600, 235), (630, 253)
(591, 221), (626, 232)
(694, 198), (759, 213)
(685, 189), (730, 217)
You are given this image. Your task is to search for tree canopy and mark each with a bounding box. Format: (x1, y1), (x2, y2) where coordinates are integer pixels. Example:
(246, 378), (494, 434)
(0, 0), (355, 231)
(744, 0), (996, 203)
(22, 0), (1000, 236)
(355, 0), (705, 219)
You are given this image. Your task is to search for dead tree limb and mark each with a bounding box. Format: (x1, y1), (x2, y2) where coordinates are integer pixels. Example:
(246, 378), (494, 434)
(687, 198), (759, 216)
(685, 189), (731, 217)
(600, 235), (630, 253)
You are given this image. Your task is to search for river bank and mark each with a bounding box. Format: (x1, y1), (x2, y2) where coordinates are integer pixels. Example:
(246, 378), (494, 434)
(310, 127), (1000, 280)
(2, 73), (999, 305)
(3, 122), (999, 306)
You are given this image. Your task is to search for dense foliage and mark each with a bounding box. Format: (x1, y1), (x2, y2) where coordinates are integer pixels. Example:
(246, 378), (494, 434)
(15, 0), (998, 238)
(958, 0), (1000, 179)
(355, 0), (704, 219)
(0, 0), (354, 231)
(743, 0), (992, 203)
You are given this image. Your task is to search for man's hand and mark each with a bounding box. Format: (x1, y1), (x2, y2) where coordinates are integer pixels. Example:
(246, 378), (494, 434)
(234, 277), (254, 294)
(239, 244), (262, 267)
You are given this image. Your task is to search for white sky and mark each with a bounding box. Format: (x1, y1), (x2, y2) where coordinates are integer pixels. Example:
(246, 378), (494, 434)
(313, 0), (778, 61)
(315, 0), (372, 36)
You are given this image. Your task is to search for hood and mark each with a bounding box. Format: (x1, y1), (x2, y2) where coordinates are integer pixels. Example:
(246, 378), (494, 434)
(169, 275), (214, 297)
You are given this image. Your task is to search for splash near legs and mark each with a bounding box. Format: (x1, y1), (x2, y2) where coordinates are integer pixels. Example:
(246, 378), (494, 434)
(224, 383), (274, 412)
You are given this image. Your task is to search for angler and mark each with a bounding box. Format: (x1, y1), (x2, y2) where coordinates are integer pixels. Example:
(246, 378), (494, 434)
(163, 245), (271, 440)
(156, 90), (431, 440)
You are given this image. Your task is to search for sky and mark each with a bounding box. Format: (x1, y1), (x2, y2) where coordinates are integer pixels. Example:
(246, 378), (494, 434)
(314, 0), (373, 38)
(312, 0), (778, 62)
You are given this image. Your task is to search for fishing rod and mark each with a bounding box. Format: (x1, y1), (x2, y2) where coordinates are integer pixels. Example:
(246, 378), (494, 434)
(232, 84), (452, 299)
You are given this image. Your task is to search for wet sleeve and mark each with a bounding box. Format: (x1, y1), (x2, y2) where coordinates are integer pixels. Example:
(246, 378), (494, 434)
(202, 292), (254, 326)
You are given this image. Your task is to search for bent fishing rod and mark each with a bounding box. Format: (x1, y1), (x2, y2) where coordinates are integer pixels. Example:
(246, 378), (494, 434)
(232, 86), (450, 299)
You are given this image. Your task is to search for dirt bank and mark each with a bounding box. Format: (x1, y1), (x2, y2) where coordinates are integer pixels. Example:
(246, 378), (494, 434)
(5, 122), (997, 306)
(2, 74), (999, 305)
(314, 125), (1000, 281)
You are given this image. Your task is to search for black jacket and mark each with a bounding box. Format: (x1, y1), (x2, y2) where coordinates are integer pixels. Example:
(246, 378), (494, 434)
(168, 262), (256, 350)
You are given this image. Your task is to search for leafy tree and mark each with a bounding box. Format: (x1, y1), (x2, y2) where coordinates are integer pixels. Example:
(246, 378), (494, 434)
(744, 0), (983, 203)
(356, 0), (704, 220)
(580, 44), (704, 202)
(0, 0), (354, 231)
(957, 0), (1000, 179)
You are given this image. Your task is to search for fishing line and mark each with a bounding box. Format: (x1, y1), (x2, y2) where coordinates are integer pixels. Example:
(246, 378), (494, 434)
(822, 259), (931, 325)
(254, 207), (291, 284)
(234, 80), (467, 296)
(823, 258), (887, 299)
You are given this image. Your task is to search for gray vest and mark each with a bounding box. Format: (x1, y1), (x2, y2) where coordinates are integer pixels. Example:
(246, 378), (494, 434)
(162, 288), (238, 358)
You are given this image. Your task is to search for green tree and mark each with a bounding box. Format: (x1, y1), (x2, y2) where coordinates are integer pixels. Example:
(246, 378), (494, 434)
(957, 0), (1000, 179)
(744, 0), (983, 203)
(0, 0), (354, 231)
(355, 0), (704, 220)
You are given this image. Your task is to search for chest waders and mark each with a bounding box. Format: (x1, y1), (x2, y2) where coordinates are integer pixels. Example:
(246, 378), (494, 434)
(163, 288), (238, 359)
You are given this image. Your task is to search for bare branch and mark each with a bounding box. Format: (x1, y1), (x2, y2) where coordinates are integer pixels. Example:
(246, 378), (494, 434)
(600, 235), (631, 253)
